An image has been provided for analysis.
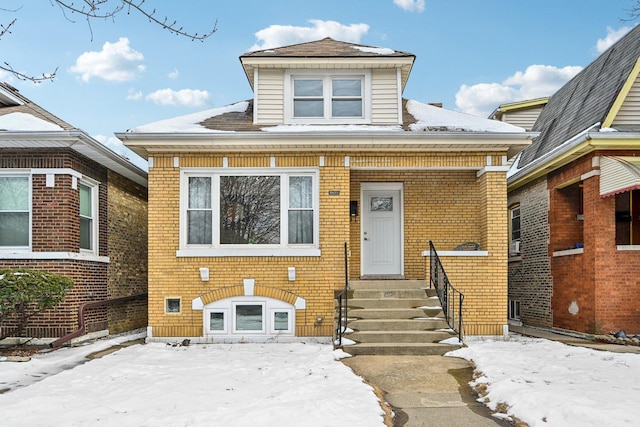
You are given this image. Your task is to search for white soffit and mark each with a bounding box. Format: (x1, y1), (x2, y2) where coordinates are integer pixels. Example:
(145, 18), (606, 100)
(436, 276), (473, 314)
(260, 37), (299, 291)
(600, 156), (640, 197)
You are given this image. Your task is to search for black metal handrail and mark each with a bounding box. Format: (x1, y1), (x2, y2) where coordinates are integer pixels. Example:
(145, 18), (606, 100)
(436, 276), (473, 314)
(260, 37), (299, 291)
(429, 241), (464, 342)
(335, 242), (349, 347)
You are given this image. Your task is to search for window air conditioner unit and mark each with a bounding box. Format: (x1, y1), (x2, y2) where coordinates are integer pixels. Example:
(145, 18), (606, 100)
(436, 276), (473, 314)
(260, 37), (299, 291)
(510, 241), (521, 255)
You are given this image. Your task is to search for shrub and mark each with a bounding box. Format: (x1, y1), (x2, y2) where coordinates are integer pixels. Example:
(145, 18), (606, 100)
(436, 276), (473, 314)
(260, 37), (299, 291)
(0, 268), (74, 340)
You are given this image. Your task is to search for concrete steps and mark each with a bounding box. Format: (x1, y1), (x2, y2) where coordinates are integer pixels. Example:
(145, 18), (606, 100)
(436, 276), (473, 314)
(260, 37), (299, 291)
(337, 279), (458, 356)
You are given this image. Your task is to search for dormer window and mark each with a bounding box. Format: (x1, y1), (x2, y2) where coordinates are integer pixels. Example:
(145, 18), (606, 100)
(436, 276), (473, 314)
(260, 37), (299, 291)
(285, 70), (370, 124)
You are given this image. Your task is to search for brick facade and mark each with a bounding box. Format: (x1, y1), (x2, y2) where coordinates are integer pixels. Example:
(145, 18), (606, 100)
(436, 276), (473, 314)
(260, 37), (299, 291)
(0, 149), (147, 339)
(146, 151), (510, 339)
(512, 151), (640, 335)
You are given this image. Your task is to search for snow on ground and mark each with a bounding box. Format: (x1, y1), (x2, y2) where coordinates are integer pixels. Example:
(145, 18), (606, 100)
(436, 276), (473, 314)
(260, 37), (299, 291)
(448, 336), (640, 427)
(0, 337), (384, 427)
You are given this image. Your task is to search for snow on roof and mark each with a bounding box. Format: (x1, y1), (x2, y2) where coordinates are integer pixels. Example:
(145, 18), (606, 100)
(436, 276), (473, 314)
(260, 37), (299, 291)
(351, 45), (396, 55)
(127, 99), (525, 134)
(0, 112), (64, 131)
(407, 100), (525, 133)
(127, 101), (249, 133)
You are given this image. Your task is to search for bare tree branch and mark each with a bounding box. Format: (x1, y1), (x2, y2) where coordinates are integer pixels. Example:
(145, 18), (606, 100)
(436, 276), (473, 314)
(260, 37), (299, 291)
(1, 0), (217, 83)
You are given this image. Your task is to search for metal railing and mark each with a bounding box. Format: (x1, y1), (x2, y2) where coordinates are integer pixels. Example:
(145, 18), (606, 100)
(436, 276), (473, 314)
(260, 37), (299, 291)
(429, 241), (464, 342)
(335, 242), (349, 347)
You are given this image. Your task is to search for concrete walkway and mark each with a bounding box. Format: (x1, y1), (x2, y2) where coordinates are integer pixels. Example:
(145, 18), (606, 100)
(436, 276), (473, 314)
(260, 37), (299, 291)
(342, 354), (512, 427)
(342, 326), (640, 426)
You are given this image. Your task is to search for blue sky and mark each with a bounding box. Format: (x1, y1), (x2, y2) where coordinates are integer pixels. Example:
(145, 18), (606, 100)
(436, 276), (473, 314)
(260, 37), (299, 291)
(1, 0), (635, 165)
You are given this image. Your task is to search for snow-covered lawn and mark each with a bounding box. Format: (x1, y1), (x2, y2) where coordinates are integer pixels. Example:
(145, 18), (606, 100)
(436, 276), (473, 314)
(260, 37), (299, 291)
(3, 333), (640, 427)
(449, 336), (640, 427)
(0, 335), (385, 427)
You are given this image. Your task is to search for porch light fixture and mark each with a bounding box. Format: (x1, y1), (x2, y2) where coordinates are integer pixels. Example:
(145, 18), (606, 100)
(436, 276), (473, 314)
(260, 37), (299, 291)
(316, 316), (323, 323)
(288, 267), (296, 281)
(199, 267), (210, 282)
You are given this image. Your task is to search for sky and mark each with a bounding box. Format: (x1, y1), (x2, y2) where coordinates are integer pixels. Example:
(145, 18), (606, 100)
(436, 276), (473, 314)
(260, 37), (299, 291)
(2, 333), (640, 426)
(0, 0), (637, 166)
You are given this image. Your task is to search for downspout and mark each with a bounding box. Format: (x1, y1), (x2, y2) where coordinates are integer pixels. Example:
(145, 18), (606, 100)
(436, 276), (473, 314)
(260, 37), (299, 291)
(50, 293), (147, 348)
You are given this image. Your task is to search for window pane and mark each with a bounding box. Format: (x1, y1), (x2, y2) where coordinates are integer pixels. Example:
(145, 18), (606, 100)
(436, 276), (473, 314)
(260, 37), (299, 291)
(166, 299), (180, 313)
(274, 312), (289, 331)
(371, 197), (393, 212)
(294, 79), (322, 96)
(210, 312), (224, 330)
(188, 211), (212, 244)
(220, 176), (280, 244)
(289, 176), (313, 209)
(288, 210), (313, 244)
(0, 212), (29, 246)
(333, 79), (361, 96)
(189, 177), (211, 209)
(0, 177), (28, 211)
(236, 305), (263, 330)
(332, 99), (362, 117)
(511, 207), (521, 241)
(79, 184), (92, 217)
(80, 217), (92, 250)
(294, 99), (323, 117)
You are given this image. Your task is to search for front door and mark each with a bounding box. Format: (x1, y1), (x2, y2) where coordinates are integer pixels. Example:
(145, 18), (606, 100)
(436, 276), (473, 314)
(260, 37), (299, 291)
(361, 184), (403, 276)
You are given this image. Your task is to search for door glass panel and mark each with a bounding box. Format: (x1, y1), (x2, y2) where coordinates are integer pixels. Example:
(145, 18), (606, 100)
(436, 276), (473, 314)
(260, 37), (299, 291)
(371, 197), (393, 212)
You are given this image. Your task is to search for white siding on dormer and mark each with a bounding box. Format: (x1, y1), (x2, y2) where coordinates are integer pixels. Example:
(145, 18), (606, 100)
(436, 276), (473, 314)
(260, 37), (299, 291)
(255, 69), (284, 124)
(612, 72), (640, 127)
(371, 69), (401, 124)
(501, 107), (544, 131)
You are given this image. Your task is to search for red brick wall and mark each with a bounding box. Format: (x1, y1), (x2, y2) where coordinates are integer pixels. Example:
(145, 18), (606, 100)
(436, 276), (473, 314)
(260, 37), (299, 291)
(549, 152), (640, 334)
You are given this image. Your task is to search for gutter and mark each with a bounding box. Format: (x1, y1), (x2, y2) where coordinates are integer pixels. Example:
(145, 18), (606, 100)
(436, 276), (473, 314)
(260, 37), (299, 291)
(50, 293), (147, 348)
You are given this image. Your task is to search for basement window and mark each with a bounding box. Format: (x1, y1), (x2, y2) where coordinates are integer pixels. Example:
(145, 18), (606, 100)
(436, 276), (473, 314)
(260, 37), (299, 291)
(508, 300), (520, 320)
(165, 298), (181, 314)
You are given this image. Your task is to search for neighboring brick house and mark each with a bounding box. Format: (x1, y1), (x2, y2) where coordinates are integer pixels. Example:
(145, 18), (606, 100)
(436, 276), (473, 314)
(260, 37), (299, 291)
(0, 82), (148, 341)
(117, 38), (534, 343)
(507, 25), (640, 336)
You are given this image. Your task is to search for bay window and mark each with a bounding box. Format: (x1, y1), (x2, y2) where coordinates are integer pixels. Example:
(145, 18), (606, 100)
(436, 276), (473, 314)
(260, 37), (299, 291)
(181, 169), (319, 256)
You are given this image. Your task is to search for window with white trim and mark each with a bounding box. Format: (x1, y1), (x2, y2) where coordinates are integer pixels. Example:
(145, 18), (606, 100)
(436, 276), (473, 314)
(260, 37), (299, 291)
(204, 297), (294, 338)
(285, 70), (370, 124)
(0, 175), (30, 249)
(508, 299), (521, 320)
(79, 182), (97, 252)
(181, 169), (319, 255)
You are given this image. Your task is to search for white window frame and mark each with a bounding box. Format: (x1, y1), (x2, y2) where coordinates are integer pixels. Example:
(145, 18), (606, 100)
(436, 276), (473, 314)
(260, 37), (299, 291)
(205, 309), (228, 334)
(509, 204), (521, 256)
(269, 308), (294, 334)
(284, 70), (371, 124)
(79, 178), (99, 255)
(178, 168), (320, 257)
(165, 297), (182, 314)
(0, 172), (31, 251)
(508, 299), (521, 320)
(203, 297), (295, 338)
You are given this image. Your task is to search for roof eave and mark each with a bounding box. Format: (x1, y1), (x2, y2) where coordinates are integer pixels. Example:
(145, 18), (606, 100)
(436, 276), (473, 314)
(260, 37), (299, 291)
(1, 130), (148, 187)
(507, 128), (640, 191)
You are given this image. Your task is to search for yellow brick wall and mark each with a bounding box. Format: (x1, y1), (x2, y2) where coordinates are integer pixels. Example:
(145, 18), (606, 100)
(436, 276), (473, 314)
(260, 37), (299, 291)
(430, 171), (509, 336)
(147, 152), (349, 338)
(147, 151), (508, 338)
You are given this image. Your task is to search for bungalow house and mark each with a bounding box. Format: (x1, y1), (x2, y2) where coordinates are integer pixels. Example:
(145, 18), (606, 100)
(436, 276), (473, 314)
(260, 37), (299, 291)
(507, 24), (640, 336)
(0, 82), (148, 344)
(117, 38), (534, 350)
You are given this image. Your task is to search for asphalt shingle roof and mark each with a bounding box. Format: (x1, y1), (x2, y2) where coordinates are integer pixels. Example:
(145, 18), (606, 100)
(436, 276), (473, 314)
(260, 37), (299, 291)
(520, 24), (640, 168)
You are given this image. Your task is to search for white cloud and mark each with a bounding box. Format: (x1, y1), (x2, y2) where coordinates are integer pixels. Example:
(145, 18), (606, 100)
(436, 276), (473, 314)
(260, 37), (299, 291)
(249, 19), (369, 51)
(145, 88), (211, 107)
(70, 37), (145, 82)
(393, 0), (425, 13)
(595, 26), (631, 54)
(126, 89), (143, 101)
(94, 134), (125, 152)
(168, 69), (179, 79)
(455, 64), (582, 117)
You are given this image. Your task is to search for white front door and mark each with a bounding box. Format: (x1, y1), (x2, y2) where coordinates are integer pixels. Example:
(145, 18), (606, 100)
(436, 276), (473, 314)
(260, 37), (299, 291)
(361, 184), (403, 276)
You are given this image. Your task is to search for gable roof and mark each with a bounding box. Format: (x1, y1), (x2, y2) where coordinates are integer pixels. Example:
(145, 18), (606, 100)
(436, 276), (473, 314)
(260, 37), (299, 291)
(518, 25), (640, 169)
(240, 37), (416, 92)
(0, 82), (147, 187)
